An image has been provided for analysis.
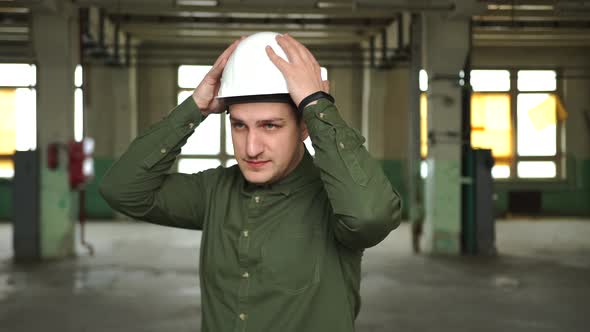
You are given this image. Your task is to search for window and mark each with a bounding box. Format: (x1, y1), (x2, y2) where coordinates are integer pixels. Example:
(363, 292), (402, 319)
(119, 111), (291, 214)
(515, 70), (561, 178)
(176, 65), (325, 174)
(74, 64), (84, 142)
(419, 69), (563, 180)
(469, 70), (512, 179)
(176, 65), (232, 174)
(0, 64), (36, 178)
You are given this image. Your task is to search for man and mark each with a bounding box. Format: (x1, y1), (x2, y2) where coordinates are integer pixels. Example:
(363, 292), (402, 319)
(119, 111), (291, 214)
(100, 32), (401, 332)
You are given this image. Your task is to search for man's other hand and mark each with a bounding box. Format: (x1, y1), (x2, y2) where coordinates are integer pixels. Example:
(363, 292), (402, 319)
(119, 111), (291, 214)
(192, 37), (244, 116)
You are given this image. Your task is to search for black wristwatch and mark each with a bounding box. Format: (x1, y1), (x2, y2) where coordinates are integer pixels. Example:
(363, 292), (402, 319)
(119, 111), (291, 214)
(297, 91), (335, 113)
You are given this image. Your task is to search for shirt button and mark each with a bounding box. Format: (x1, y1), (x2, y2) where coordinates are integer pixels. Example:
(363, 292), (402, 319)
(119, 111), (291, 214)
(242, 230), (249, 237)
(319, 113), (325, 119)
(239, 313), (247, 321)
(242, 271), (249, 278)
(254, 196), (260, 203)
(188, 122), (194, 129)
(160, 148), (167, 154)
(339, 142), (345, 149)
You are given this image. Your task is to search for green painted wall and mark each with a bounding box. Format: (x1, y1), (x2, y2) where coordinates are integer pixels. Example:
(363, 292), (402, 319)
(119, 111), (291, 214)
(84, 157), (115, 219)
(379, 158), (590, 219)
(0, 158), (588, 221)
(495, 156), (590, 217)
(0, 156), (115, 221)
(380, 160), (409, 220)
(542, 159), (590, 216)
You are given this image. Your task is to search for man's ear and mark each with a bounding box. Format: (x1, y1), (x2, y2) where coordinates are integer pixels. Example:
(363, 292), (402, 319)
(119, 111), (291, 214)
(299, 120), (309, 141)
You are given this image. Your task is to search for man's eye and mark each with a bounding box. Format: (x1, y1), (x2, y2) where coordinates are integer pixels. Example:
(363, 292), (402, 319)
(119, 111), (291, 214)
(232, 123), (245, 129)
(264, 123), (278, 129)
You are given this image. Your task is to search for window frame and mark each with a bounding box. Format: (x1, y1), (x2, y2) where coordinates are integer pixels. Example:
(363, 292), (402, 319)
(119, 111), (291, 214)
(420, 67), (566, 182)
(0, 63), (37, 180)
(509, 68), (565, 181)
(470, 67), (565, 181)
(175, 65), (235, 173)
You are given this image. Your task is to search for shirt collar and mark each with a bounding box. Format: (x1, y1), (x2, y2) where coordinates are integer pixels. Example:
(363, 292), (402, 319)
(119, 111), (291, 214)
(241, 149), (320, 197)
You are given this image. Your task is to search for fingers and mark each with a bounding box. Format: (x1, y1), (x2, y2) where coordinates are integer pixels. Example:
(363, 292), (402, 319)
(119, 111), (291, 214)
(275, 34), (304, 63)
(206, 57), (228, 83)
(282, 34), (319, 67)
(265, 45), (289, 73)
(208, 37), (244, 81)
(277, 34), (322, 79)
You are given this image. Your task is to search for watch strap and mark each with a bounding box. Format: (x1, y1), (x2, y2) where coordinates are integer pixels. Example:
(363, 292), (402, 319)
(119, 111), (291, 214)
(297, 91), (335, 113)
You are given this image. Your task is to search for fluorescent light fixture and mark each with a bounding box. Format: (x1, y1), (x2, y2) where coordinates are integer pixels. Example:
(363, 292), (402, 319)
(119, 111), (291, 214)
(317, 2), (354, 9)
(286, 13), (328, 19)
(177, 0), (218, 7)
(487, 4), (554, 11)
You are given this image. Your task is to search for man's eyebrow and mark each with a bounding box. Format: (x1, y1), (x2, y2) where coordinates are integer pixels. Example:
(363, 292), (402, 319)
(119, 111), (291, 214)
(228, 116), (286, 124)
(229, 116), (244, 122)
(257, 118), (285, 124)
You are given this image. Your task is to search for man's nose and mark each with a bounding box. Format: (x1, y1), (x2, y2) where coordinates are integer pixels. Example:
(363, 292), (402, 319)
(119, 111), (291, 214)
(246, 131), (263, 158)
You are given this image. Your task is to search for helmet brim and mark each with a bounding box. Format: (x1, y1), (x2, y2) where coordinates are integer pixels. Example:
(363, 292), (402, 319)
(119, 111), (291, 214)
(220, 93), (296, 111)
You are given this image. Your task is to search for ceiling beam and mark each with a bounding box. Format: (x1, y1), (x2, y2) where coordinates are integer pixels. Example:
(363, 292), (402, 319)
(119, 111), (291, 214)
(73, 0), (400, 19)
(129, 33), (366, 45)
(119, 21), (382, 29)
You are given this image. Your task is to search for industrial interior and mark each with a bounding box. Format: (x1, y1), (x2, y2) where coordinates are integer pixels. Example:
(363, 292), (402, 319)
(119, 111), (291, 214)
(0, 0), (589, 331)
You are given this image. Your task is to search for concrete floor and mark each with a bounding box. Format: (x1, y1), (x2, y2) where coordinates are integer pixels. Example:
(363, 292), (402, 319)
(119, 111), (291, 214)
(1, 219), (589, 332)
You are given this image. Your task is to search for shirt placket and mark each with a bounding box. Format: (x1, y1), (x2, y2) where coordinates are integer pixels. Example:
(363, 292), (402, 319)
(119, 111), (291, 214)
(234, 192), (263, 332)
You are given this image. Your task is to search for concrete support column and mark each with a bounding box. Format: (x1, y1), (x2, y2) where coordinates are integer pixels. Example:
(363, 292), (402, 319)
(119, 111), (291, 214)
(421, 13), (470, 254)
(86, 65), (137, 158)
(31, 4), (79, 259)
(363, 68), (409, 160)
(407, 14), (423, 236)
(137, 65), (176, 133)
(329, 67), (363, 131)
(112, 67), (138, 157)
(85, 64), (138, 221)
(365, 68), (388, 159)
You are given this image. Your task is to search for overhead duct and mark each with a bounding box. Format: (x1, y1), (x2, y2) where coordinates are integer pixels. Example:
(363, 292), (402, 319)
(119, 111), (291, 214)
(9, 0), (59, 12)
(357, 0), (485, 16)
(81, 7), (131, 66)
(556, 0), (590, 15)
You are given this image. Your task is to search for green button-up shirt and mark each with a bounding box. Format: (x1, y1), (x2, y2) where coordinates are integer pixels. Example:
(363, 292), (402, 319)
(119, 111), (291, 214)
(99, 96), (402, 332)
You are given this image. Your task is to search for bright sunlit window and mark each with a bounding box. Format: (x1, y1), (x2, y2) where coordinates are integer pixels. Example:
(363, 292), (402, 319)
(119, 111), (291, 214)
(471, 92), (512, 178)
(419, 68), (562, 180)
(0, 64), (37, 178)
(470, 70), (510, 92)
(517, 161), (556, 178)
(176, 64), (325, 174)
(517, 70), (556, 92)
(516, 93), (557, 157)
(74, 64), (84, 142)
(177, 65), (228, 174)
(516, 70), (559, 179)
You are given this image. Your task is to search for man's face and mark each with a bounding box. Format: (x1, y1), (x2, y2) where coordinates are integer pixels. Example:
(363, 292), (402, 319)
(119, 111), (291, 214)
(229, 102), (308, 185)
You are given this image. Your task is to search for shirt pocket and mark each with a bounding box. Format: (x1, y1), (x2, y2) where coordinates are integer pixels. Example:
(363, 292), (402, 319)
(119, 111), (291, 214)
(260, 224), (322, 294)
(336, 128), (369, 187)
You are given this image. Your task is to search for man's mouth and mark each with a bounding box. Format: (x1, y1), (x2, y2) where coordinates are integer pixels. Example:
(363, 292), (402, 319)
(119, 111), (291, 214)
(245, 160), (270, 168)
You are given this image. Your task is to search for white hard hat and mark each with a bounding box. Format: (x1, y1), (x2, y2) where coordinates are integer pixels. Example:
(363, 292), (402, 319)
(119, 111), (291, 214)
(217, 32), (294, 107)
